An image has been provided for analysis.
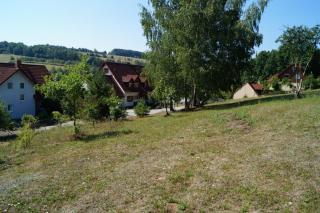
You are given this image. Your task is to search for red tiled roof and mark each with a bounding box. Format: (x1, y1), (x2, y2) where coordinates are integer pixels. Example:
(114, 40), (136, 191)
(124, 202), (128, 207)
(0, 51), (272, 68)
(102, 62), (151, 96)
(0, 62), (49, 85)
(249, 83), (263, 91)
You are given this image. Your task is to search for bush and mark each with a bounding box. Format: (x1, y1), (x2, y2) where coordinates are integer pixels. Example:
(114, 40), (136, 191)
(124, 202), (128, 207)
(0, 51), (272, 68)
(108, 96), (127, 121)
(134, 100), (150, 117)
(110, 106), (127, 121)
(85, 106), (100, 126)
(21, 114), (38, 129)
(303, 75), (320, 90)
(0, 101), (15, 131)
(52, 111), (64, 126)
(270, 76), (281, 91)
(16, 125), (35, 150)
(16, 115), (37, 150)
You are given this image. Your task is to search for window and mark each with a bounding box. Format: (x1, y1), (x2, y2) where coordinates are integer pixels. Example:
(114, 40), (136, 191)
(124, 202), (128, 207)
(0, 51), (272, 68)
(20, 94), (25, 101)
(7, 104), (13, 112)
(20, 82), (24, 89)
(127, 96), (134, 102)
(7, 82), (13, 89)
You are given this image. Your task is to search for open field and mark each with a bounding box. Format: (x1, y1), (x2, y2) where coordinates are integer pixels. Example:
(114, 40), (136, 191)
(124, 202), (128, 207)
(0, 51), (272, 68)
(0, 54), (65, 71)
(1, 95), (320, 212)
(0, 53), (145, 71)
(0, 54), (13, 62)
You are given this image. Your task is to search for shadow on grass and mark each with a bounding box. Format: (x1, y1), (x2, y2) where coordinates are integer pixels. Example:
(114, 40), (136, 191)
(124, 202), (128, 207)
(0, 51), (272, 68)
(80, 129), (135, 142)
(0, 134), (17, 143)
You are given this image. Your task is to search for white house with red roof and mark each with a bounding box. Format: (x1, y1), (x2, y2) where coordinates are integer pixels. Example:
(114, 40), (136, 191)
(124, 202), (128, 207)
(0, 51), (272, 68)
(0, 60), (49, 119)
(102, 62), (151, 107)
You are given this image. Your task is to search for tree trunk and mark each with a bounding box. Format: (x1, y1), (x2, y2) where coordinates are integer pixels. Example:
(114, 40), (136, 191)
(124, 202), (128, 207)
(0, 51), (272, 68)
(73, 99), (77, 135)
(169, 98), (175, 112)
(165, 101), (169, 116)
(192, 83), (197, 108)
(184, 95), (189, 111)
(295, 63), (302, 98)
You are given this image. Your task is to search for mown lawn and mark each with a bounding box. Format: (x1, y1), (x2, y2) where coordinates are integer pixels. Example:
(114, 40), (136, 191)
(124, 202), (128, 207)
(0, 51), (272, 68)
(0, 95), (320, 212)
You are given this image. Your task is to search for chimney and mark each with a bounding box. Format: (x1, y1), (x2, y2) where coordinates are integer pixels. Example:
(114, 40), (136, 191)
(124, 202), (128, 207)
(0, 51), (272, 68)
(16, 59), (22, 68)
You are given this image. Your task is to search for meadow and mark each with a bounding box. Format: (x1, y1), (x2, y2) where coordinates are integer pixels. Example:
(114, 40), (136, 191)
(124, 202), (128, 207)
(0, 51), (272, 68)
(0, 95), (319, 212)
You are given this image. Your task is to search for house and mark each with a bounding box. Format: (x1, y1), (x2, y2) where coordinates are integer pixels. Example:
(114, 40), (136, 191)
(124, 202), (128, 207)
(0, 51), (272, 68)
(269, 65), (305, 91)
(0, 60), (49, 119)
(101, 62), (151, 107)
(233, 83), (263, 100)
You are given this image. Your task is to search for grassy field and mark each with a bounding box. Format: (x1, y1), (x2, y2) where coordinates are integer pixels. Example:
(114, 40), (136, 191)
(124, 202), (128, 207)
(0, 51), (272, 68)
(0, 95), (320, 212)
(0, 54), (13, 62)
(0, 53), (145, 71)
(0, 54), (65, 71)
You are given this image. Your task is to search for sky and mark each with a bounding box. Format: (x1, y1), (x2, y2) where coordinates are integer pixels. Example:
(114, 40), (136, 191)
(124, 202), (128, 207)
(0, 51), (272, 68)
(0, 0), (319, 53)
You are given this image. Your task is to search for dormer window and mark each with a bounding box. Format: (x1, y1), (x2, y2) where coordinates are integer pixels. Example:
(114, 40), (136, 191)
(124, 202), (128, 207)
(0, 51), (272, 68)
(20, 82), (25, 89)
(7, 82), (13, 89)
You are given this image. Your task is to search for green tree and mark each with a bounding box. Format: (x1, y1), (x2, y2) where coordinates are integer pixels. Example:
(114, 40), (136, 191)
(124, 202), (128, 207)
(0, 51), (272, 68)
(277, 25), (320, 94)
(85, 68), (113, 119)
(108, 96), (127, 121)
(152, 78), (175, 116)
(141, 0), (269, 108)
(38, 56), (89, 136)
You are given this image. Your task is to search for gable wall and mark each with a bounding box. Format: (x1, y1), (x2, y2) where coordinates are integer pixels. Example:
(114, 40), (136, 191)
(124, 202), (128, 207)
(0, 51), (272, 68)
(0, 71), (35, 119)
(233, 83), (259, 100)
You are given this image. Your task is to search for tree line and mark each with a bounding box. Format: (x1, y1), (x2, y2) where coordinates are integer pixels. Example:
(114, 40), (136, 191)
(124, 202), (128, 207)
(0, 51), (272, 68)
(109, 49), (143, 58)
(0, 41), (143, 63)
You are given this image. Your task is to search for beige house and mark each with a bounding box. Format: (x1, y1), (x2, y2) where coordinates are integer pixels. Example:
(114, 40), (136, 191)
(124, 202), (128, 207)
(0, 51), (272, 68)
(233, 83), (263, 100)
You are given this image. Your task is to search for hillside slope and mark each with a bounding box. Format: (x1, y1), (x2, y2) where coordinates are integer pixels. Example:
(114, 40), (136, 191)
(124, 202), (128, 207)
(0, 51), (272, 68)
(0, 95), (319, 212)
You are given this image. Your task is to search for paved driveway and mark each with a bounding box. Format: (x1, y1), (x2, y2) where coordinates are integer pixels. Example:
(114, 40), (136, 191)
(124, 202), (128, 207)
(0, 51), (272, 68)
(126, 106), (184, 117)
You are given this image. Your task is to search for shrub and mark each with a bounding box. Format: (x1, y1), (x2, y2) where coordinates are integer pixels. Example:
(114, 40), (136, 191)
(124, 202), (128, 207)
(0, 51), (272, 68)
(84, 106), (100, 126)
(16, 125), (35, 150)
(0, 101), (15, 131)
(270, 76), (281, 91)
(52, 111), (64, 126)
(110, 106), (127, 121)
(303, 74), (320, 90)
(21, 114), (38, 129)
(108, 96), (127, 121)
(134, 100), (150, 117)
(17, 115), (37, 150)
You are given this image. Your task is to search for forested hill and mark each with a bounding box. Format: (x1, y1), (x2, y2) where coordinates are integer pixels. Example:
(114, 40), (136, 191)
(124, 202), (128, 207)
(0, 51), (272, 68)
(0, 41), (143, 62)
(109, 49), (143, 58)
